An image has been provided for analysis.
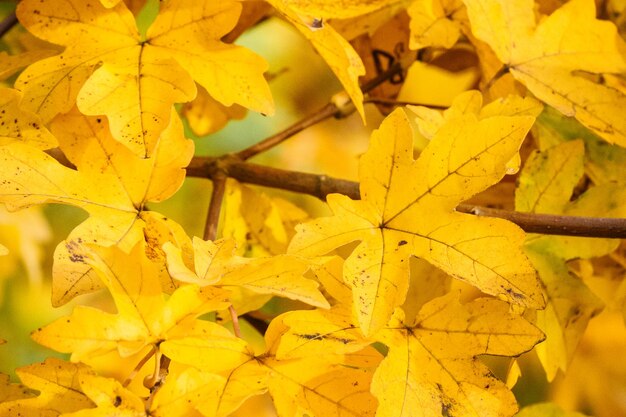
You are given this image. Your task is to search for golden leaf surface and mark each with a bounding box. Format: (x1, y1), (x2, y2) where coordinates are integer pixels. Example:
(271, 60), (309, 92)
(0, 359), (94, 417)
(0, 108), (192, 305)
(15, 0), (273, 156)
(464, 0), (626, 147)
(32, 244), (250, 373)
(408, 0), (464, 50)
(0, 374), (32, 403)
(221, 181), (308, 257)
(289, 92), (545, 336)
(164, 237), (329, 309)
(0, 88), (57, 149)
(182, 85), (247, 137)
(61, 369), (224, 417)
(515, 140), (626, 380)
(372, 293), (544, 417)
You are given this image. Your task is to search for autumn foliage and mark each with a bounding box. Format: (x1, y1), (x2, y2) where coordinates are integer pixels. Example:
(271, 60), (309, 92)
(1, 0), (626, 416)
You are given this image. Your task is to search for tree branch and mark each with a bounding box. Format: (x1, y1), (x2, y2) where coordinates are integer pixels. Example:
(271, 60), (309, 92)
(187, 156), (626, 239)
(0, 12), (17, 38)
(236, 102), (339, 160)
(203, 173), (227, 241)
(235, 60), (408, 161)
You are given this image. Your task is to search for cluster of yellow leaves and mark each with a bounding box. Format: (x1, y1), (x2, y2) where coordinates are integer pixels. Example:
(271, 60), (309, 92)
(1, 0), (626, 417)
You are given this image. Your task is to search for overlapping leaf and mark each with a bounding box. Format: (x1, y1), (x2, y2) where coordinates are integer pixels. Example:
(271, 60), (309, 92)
(515, 140), (626, 380)
(0, 88), (56, 149)
(408, 0), (464, 50)
(290, 92), (545, 336)
(268, 0), (367, 119)
(164, 237), (329, 310)
(197, 320), (380, 417)
(32, 244), (250, 373)
(0, 359), (94, 417)
(15, 0), (273, 156)
(0, 108), (192, 305)
(464, 0), (626, 147)
(373, 292), (544, 417)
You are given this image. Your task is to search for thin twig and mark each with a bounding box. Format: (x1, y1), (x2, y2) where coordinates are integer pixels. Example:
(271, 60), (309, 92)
(203, 173), (227, 241)
(187, 156), (626, 239)
(364, 97), (447, 110)
(0, 12), (17, 39)
(236, 103), (339, 160)
(235, 60), (408, 161)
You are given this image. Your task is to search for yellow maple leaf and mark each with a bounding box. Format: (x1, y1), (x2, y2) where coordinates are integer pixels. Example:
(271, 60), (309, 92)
(280, 0), (402, 19)
(289, 92), (545, 336)
(0, 108), (192, 305)
(268, 0), (367, 119)
(372, 292), (544, 417)
(32, 244), (251, 374)
(200, 320), (380, 417)
(408, 0), (464, 50)
(164, 237), (329, 310)
(0, 373), (32, 403)
(464, 0), (626, 147)
(15, 0), (273, 156)
(0, 49), (56, 81)
(221, 180), (308, 257)
(0, 358), (95, 416)
(515, 140), (626, 380)
(183, 85), (247, 137)
(0, 88), (57, 149)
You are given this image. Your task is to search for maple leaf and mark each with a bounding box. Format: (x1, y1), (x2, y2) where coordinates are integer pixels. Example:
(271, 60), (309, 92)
(536, 106), (626, 186)
(15, 0), (273, 156)
(0, 358), (95, 417)
(0, 373), (32, 403)
(268, 0), (367, 119)
(463, 0), (626, 147)
(221, 181), (308, 257)
(278, 0), (401, 19)
(163, 237), (329, 310)
(515, 140), (626, 380)
(32, 244), (251, 373)
(0, 108), (192, 305)
(0, 49), (57, 81)
(289, 92), (545, 336)
(183, 85), (247, 137)
(408, 0), (464, 50)
(200, 319), (380, 417)
(372, 292), (544, 417)
(0, 88), (57, 149)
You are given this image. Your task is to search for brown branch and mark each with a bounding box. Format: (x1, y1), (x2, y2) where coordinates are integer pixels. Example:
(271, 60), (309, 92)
(235, 60), (408, 161)
(203, 173), (227, 241)
(364, 97), (447, 110)
(0, 11), (17, 38)
(236, 102), (339, 161)
(187, 156), (626, 239)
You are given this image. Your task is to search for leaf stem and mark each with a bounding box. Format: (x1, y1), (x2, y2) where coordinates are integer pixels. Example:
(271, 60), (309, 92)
(0, 11), (17, 38)
(123, 345), (156, 387)
(229, 305), (242, 338)
(187, 156), (626, 238)
(203, 173), (227, 241)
